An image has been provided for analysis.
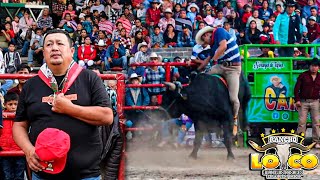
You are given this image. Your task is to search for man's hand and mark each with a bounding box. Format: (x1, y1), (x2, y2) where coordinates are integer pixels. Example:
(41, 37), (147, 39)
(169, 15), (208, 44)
(1, 30), (5, 33)
(150, 22), (154, 26)
(52, 93), (73, 114)
(275, 41), (280, 44)
(43, 27), (47, 32)
(26, 146), (45, 172)
(295, 101), (301, 108)
(96, 60), (101, 65)
(108, 57), (112, 62)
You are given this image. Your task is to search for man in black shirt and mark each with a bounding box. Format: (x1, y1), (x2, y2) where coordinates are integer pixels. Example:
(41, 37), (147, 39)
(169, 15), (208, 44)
(13, 29), (114, 180)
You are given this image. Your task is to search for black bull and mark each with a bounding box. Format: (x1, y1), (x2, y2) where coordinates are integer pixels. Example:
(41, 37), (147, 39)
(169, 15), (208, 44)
(161, 72), (251, 159)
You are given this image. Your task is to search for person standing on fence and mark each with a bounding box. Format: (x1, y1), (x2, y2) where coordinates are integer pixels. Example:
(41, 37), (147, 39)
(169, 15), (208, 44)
(294, 58), (320, 149)
(12, 29), (113, 180)
(196, 26), (241, 136)
(273, 0), (301, 57)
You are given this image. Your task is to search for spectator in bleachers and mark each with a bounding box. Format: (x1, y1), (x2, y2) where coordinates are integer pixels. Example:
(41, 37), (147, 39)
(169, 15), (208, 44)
(174, 3), (182, 18)
(245, 20), (261, 44)
(146, 0), (161, 33)
(295, 9), (307, 30)
(129, 41), (148, 77)
(273, 0), (301, 57)
(223, 1), (235, 19)
(119, 28), (132, 53)
(175, 9), (193, 32)
(3, 43), (21, 74)
(229, 11), (241, 34)
(0, 92), (25, 180)
(95, 40), (107, 71)
(62, 4), (77, 20)
(75, 0), (85, 11)
(92, 10), (100, 23)
(131, 31), (144, 54)
(301, 27), (309, 44)
(177, 25), (195, 47)
(2, 23), (15, 45)
(302, 0), (318, 19)
(18, 11), (34, 41)
(260, 23), (275, 44)
(98, 14), (114, 35)
(112, 22), (124, 40)
(91, 0), (105, 13)
(236, 29), (246, 45)
(173, 0), (187, 8)
(82, 16), (94, 34)
(258, 0), (273, 21)
(253, 0), (264, 10)
(203, 9), (215, 26)
(8, 63), (30, 95)
(161, 0), (174, 13)
(90, 24), (99, 42)
(105, 37), (127, 70)
(193, 21), (205, 40)
(58, 13), (77, 34)
(247, 10), (263, 31)
(52, 0), (66, 28)
(163, 24), (178, 48)
(11, 16), (20, 37)
(78, 36), (97, 69)
(28, 28), (44, 66)
(307, 16), (320, 43)
(79, 29), (89, 45)
(310, 7), (320, 23)
(136, 3), (147, 25)
(130, 19), (143, 38)
(72, 24), (84, 45)
(193, 14), (203, 30)
(158, 8), (176, 33)
(144, 52), (166, 96)
(124, 8), (135, 24)
(224, 22), (237, 41)
(241, 4), (253, 26)
(187, 3), (199, 24)
(37, 8), (53, 33)
(213, 10), (227, 28)
(151, 26), (165, 48)
(273, 4), (283, 17)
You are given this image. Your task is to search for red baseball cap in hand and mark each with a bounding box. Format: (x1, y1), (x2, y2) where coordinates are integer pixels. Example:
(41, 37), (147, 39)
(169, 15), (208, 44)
(35, 128), (71, 174)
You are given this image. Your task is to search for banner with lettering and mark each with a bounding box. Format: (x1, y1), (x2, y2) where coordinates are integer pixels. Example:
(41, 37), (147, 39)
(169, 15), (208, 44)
(247, 72), (311, 123)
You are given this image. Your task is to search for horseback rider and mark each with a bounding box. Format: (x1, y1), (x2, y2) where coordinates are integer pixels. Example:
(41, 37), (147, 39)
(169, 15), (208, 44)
(196, 26), (241, 136)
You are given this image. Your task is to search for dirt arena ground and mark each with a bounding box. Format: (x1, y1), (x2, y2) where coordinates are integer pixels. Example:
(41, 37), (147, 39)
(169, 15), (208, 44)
(126, 146), (320, 180)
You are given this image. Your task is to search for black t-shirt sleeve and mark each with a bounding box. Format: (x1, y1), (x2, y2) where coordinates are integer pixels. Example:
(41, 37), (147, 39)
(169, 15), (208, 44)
(90, 71), (111, 108)
(15, 82), (28, 122)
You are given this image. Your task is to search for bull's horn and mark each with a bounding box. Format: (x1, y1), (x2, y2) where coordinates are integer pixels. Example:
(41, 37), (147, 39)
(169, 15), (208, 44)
(290, 142), (316, 152)
(163, 82), (176, 91)
(248, 140), (277, 152)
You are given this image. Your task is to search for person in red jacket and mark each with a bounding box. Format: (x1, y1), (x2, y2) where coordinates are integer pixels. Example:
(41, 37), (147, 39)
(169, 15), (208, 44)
(242, 4), (253, 26)
(77, 36), (97, 69)
(0, 92), (26, 180)
(307, 16), (320, 43)
(146, 0), (161, 33)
